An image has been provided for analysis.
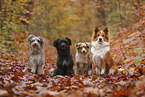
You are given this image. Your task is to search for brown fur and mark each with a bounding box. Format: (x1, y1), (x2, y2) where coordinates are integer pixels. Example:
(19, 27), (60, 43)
(75, 42), (93, 75)
(92, 27), (109, 42)
(103, 52), (118, 75)
(91, 27), (118, 75)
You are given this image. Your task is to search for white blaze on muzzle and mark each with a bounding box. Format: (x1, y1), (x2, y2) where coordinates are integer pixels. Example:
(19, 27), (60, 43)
(98, 36), (104, 42)
(81, 47), (86, 53)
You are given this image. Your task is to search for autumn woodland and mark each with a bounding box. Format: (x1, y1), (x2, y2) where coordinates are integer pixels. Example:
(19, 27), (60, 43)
(0, 0), (145, 96)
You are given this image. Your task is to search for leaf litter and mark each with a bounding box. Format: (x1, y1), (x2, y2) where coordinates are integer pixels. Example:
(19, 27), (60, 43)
(0, 29), (145, 97)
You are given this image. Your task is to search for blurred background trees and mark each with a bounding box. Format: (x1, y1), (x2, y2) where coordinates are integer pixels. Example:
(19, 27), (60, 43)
(0, 0), (145, 53)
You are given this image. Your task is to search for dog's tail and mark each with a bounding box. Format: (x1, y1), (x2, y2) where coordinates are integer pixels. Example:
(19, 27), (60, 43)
(118, 68), (124, 72)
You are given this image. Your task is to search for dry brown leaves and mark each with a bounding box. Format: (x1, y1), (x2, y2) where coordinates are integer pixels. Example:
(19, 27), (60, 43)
(0, 25), (145, 97)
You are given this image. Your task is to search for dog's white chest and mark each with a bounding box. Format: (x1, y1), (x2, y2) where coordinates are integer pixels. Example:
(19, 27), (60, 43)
(63, 60), (68, 66)
(91, 42), (110, 59)
(75, 53), (88, 63)
(93, 47), (109, 58)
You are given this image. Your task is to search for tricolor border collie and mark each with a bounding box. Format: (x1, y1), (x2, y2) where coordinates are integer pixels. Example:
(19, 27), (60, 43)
(91, 27), (118, 75)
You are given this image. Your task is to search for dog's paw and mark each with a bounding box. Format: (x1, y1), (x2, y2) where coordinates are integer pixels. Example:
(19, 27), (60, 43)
(108, 68), (115, 75)
(101, 69), (105, 75)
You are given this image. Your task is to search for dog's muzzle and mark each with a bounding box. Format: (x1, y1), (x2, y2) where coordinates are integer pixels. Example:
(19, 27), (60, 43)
(99, 38), (102, 41)
(81, 48), (86, 53)
(33, 43), (38, 48)
(98, 38), (103, 43)
(60, 43), (68, 50)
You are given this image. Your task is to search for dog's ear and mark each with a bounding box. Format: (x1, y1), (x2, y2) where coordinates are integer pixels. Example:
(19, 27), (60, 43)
(94, 27), (100, 33)
(53, 38), (60, 47)
(65, 37), (71, 45)
(75, 43), (80, 49)
(85, 42), (91, 48)
(103, 27), (109, 35)
(28, 34), (35, 42)
(38, 36), (44, 45)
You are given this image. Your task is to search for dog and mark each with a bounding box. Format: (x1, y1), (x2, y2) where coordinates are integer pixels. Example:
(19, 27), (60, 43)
(75, 42), (93, 75)
(91, 27), (118, 75)
(26, 34), (45, 74)
(53, 37), (74, 76)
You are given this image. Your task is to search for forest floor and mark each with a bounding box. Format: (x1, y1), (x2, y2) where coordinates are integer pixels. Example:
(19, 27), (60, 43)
(0, 27), (145, 97)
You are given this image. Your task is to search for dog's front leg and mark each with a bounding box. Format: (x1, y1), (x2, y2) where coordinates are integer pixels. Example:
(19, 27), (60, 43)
(79, 63), (84, 75)
(37, 58), (45, 74)
(28, 59), (36, 73)
(101, 61), (106, 75)
(76, 63), (80, 75)
(30, 63), (36, 73)
(37, 64), (44, 74)
(97, 67), (101, 75)
(94, 56), (101, 75)
(83, 62), (88, 75)
(66, 63), (74, 75)
(66, 68), (74, 75)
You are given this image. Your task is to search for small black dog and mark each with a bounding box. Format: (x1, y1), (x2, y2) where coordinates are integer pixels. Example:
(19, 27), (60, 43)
(53, 37), (74, 76)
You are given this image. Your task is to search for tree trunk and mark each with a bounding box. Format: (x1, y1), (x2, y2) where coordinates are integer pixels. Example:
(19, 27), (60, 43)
(23, 0), (34, 30)
(96, 0), (107, 26)
(0, 0), (3, 31)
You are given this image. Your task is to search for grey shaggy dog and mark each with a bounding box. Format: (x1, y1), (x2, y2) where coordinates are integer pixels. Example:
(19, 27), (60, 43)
(26, 34), (45, 74)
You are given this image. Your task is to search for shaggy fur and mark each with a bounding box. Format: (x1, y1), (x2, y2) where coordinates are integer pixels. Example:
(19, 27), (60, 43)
(26, 34), (45, 74)
(53, 37), (74, 76)
(75, 42), (93, 75)
(91, 27), (118, 75)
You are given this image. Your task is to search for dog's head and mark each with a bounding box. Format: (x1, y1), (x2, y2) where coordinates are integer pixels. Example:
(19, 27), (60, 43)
(53, 37), (71, 51)
(92, 27), (109, 44)
(28, 34), (44, 51)
(76, 42), (91, 55)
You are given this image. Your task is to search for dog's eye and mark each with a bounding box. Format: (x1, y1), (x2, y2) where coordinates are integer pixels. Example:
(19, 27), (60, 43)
(102, 35), (104, 37)
(77, 47), (80, 50)
(32, 40), (35, 42)
(37, 40), (40, 43)
(97, 35), (100, 36)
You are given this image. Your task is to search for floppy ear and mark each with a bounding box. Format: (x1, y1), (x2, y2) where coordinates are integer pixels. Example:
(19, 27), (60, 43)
(75, 43), (81, 49)
(53, 38), (60, 47)
(28, 34), (35, 42)
(103, 27), (109, 35)
(65, 37), (71, 45)
(38, 36), (44, 45)
(85, 42), (91, 48)
(94, 27), (100, 33)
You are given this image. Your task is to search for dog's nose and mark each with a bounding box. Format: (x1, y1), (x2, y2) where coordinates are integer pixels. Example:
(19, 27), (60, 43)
(62, 44), (65, 47)
(99, 38), (102, 41)
(60, 43), (67, 49)
(34, 43), (37, 46)
(83, 51), (85, 53)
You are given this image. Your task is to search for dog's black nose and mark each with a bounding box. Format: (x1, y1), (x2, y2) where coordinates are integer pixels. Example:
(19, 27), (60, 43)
(34, 43), (37, 46)
(62, 45), (65, 47)
(60, 43), (67, 50)
(83, 51), (85, 53)
(99, 38), (102, 41)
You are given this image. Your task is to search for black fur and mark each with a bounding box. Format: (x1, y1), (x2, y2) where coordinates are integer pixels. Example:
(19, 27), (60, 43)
(53, 37), (74, 76)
